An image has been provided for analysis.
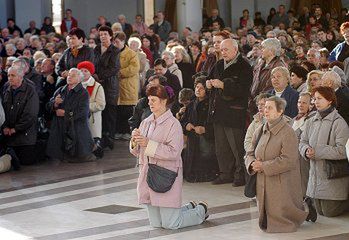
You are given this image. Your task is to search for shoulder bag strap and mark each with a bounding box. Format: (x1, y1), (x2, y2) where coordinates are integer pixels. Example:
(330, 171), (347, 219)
(327, 117), (340, 145)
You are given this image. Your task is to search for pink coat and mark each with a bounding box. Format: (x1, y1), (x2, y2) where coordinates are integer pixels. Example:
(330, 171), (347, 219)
(130, 110), (184, 208)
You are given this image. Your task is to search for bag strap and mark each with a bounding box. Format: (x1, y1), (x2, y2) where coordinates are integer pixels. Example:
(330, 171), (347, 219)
(326, 117), (340, 145)
(254, 124), (264, 152)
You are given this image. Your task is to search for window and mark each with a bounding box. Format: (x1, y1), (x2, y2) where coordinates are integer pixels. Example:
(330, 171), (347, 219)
(52, 0), (63, 33)
(144, 0), (155, 26)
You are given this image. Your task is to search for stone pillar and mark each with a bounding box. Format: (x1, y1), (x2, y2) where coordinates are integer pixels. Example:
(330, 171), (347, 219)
(177, 0), (202, 35)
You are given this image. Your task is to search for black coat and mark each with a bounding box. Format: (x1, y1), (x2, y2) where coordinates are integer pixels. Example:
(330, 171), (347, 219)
(204, 16), (225, 29)
(56, 45), (95, 76)
(336, 86), (349, 125)
(164, 70), (182, 97)
(177, 61), (195, 89)
(180, 98), (218, 180)
(128, 97), (152, 131)
(208, 54), (253, 129)
(41, 24), (56, 34)
(94, 44), (120, 106)
(24, 27), (41, 35)
(2, 80), (39, 146)
(46, 83), (94, 159)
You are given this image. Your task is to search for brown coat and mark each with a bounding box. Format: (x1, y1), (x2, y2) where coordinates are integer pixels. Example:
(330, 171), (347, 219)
(245, 117), (307, 233)
(249, 57), (286, 114)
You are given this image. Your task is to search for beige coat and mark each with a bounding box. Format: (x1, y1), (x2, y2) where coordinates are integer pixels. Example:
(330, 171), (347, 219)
(82, 77), (106, 138)
(244, 113), (264, 152)
(245, 117), (307, 233)
(118, 46), (140, 105)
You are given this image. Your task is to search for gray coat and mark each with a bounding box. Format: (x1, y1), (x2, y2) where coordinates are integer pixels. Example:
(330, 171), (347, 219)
(299, 109), (349, 200)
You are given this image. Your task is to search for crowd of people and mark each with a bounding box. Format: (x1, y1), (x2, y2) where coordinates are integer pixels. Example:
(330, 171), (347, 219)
(1, 3), (349, 233)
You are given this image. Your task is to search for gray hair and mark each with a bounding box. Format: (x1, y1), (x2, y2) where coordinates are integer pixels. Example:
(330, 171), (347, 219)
(271, 66), (290, 82)
(322, 71), (342, 89)
(266, 96), (287, 113)
(261, 38), (281, 56)
(5, 43), (16, 51)
(266, 31), (276, 38)
(127, 37), (142, 49)
(12, 58), (28, 72)
(69, 68), (84, 82)
(254, 92), (274, 103)
(307, 48), (320, 58)
(162, 50), (175, 59)
(8, 66), (25, 78)
(118, 14), (126, 20)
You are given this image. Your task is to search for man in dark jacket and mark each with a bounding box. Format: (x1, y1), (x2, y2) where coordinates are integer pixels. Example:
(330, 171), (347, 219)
(268, 66), (299, 118)
(204, 9), (225, 30)
(2, 67), (39, 165)
(206, 38), (253, 186)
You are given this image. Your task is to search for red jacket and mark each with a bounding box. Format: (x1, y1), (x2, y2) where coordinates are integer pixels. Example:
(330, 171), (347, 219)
(60, 17), (78, 34)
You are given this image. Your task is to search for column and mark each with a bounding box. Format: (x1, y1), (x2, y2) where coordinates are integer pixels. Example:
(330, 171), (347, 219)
(177, 0), (202, 34)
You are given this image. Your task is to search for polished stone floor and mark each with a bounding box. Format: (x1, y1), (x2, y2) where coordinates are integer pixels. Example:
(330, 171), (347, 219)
(0, 141), (348, 240)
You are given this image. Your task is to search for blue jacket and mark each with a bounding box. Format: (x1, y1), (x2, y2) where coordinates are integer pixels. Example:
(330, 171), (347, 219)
(329, 41), (346, 62)
(269, 85), (299, 118)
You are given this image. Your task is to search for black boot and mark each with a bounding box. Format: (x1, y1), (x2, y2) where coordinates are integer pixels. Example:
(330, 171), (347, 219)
(304, 197), (317, 222)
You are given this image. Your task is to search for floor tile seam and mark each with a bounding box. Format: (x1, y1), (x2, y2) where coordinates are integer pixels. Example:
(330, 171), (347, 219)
(96, 211), (260, 240)
(0, 182), (138, 216)
(0, 168), (139, 198)
(33, 202), (256, 240)
(0, 165), (137, 194)
(0, 179), (139, 209)
(0, 173), (139, 205)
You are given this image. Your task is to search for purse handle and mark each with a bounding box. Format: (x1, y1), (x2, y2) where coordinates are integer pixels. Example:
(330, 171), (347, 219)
(144, 121), (180, 174)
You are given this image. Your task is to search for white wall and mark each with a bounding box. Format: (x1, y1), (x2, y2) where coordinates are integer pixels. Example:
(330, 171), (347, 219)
(343, 0), (349, 8)
(14, 0), (51, 32)
(64, 0), (141, 33)
(0, 0), (15, 29)
(255, 0), (290, 22)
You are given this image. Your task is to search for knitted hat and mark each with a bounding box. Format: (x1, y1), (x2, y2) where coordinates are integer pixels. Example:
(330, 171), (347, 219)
(290, 65), (308, 81)
(77, 61), (95, 75)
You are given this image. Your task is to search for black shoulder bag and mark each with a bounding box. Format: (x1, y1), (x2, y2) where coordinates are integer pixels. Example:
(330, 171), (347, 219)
(324, 118), (349, 179)
(244, 124), (264, 198)
(145, 123), (178, 193)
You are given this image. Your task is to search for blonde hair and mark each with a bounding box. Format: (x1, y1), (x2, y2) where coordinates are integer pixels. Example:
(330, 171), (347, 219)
(111, 22), (122, 33)
(306, 70), (324, 92)
(171, 45), (191, 63)
(33, 51), (47, 62)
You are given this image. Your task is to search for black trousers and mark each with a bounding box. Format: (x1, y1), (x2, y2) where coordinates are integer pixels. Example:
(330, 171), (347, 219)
(213, 123), (245, 181)
(115, 105), (134, 134)
(12, 145), (36, 165)
(102, 104), (117, 136)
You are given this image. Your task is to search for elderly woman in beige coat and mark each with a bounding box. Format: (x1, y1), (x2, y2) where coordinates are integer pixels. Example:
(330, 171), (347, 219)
(245, 96), (316, 233)
(299, 86), (349, 217)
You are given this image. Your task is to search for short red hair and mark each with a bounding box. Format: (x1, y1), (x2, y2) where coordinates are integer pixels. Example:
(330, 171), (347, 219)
(213, 30), (231, 39)
(312, 86), (337, 107)
(340, 22), (349, 35)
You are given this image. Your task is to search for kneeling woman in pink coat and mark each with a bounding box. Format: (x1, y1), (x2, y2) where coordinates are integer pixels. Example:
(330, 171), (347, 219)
(130, 84), (208, 229)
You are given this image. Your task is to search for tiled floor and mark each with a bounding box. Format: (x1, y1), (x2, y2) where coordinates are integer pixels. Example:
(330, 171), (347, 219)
(0, 141), (348, 240)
